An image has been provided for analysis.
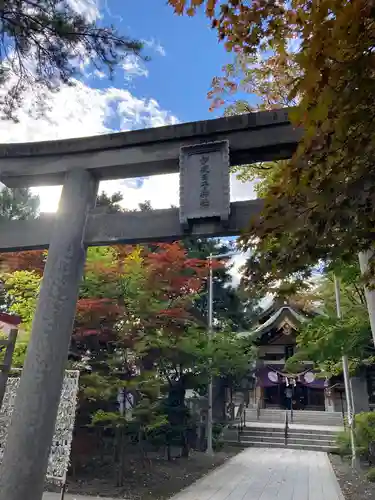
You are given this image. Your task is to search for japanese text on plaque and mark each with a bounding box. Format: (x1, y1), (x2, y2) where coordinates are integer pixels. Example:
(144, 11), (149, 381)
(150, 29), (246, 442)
(199, 154), (210, 208)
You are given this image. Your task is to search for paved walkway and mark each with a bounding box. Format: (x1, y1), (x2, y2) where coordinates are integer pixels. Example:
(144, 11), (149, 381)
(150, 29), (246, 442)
(171, 448), (344, 500)
(43, 494), (116, 500)
(43, 448), (344, 500)
(43, 494), (115, 500)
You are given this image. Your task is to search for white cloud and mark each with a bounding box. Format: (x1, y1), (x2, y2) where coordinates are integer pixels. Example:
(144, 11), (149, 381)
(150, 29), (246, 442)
(67, 0), (101, 21)
(122, 54), (149, 80)
(0, 80), (178, 144)
(0, 82), (111, 143)
(155, 44), (166, 57)
(0, 78), (178, 211)
(94, 70), (106, 79)
(100, 0), (124, 24)
(228, 250), (251, 287)
(143, 39), (166, 57)
(115, 95), (179, 129)
(102, 175), (179, 211)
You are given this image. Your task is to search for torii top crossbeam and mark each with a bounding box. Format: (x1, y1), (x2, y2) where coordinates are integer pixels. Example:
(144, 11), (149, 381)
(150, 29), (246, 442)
(0, 107), (300, 187)
(0, 107), (300, 252)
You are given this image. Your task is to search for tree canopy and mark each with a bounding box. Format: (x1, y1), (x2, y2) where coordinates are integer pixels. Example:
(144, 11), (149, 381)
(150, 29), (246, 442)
(0, 186), (39, 220)
(0, 0), (143, 117)
(168, 0), (375, 293)
(183, 237), (258, 330)
(0, 186), (41, 310)
(1, 239), (255, 460)
(285, 260), (373, 376)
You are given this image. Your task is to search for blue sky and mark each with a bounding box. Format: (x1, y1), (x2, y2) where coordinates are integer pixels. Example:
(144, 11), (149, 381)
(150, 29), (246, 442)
(92, 0), (252, 124)
(0, 0), (257, 215)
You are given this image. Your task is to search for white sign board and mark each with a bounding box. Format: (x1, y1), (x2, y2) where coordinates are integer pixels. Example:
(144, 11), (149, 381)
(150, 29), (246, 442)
(0, 370), (79, 481)
(179, 141), (230, 224)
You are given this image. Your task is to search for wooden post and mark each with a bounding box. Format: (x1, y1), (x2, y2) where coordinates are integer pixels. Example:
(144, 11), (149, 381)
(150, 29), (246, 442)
(0, 328), (18, 409)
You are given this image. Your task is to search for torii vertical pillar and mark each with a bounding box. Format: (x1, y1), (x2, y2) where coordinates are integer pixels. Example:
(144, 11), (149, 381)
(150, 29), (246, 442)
(0, 169), (98, 500)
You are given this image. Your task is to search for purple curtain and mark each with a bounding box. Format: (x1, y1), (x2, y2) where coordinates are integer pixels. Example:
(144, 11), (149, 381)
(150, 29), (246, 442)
(256, 366), (327, 389)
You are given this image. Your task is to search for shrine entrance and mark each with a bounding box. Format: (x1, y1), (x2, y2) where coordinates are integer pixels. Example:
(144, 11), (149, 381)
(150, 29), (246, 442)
(263, 379), (325, 411)
(257, 361), (327, 411)
(0, 108), (299, 500)
(264, 381), (325, 411)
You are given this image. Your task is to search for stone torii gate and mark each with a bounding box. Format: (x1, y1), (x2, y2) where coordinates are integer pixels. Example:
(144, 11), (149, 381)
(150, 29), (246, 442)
(0, 108), (300, 500)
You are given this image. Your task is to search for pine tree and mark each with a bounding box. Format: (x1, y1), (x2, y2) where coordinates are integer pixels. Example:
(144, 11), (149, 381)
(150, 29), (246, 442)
(183, 237), (258, 331)
(0, 0), (143, 117)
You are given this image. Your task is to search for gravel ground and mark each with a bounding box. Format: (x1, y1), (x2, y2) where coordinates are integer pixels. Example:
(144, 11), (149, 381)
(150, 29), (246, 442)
(330, 454), (375, 500)
(46, 449), (240, 500)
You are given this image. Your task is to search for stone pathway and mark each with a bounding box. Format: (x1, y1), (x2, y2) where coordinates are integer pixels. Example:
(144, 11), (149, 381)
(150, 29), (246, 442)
(171, 448), (344, 500)
(43, 448), (345, 500)
(43, 494), (117, 500)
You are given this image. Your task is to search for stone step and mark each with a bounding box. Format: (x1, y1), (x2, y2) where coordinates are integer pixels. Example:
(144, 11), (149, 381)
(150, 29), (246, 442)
(233, 441), (335, 452)
(288, 438), (335, 446)
(256, 416), (343, 422)
(260, 426), (336, 434)
(292, 414), (343, 420)
(243, 429), (285, 436)
(240, 435), (335, 447)
(246, 409), (343, 417)
(292, 415), (343, 419)
(291, 420), (343, 424)
(246, 415), (284, 421)
(245, 415), (343, 426)
(292, 413), (343, 418)
(241, 429), (338, 441)
(242, 429), (337, 440)
(246, 421), (342, 428)
(289, 431), (337, 439)
(246, 410), (343, 418)
(241, 437), (287, 446)
(292, 421), (342, 427)
(244, 423), (341, 431)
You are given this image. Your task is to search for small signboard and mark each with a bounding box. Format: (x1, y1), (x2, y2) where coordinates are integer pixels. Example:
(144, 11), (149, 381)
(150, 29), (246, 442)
(179, 140), (230, 225)
(0, 370), (79, 484)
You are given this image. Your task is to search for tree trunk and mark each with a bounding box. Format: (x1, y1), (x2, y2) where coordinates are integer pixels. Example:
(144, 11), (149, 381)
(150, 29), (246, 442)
(167, 379), (190, 458)
(114, 427), (125, 487)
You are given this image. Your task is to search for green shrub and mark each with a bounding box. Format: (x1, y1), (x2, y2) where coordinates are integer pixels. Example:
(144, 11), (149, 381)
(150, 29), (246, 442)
(335, 412), (375, 461)
(335, 430), (351, 456)
(355, 412), (375, 451)
(213, 423), (224, 451)
(367, 467), (375, 483)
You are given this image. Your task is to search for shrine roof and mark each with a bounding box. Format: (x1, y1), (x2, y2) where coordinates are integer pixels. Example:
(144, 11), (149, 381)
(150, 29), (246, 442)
(237, 305), (310, 340)
(254, 306), (307, 334)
